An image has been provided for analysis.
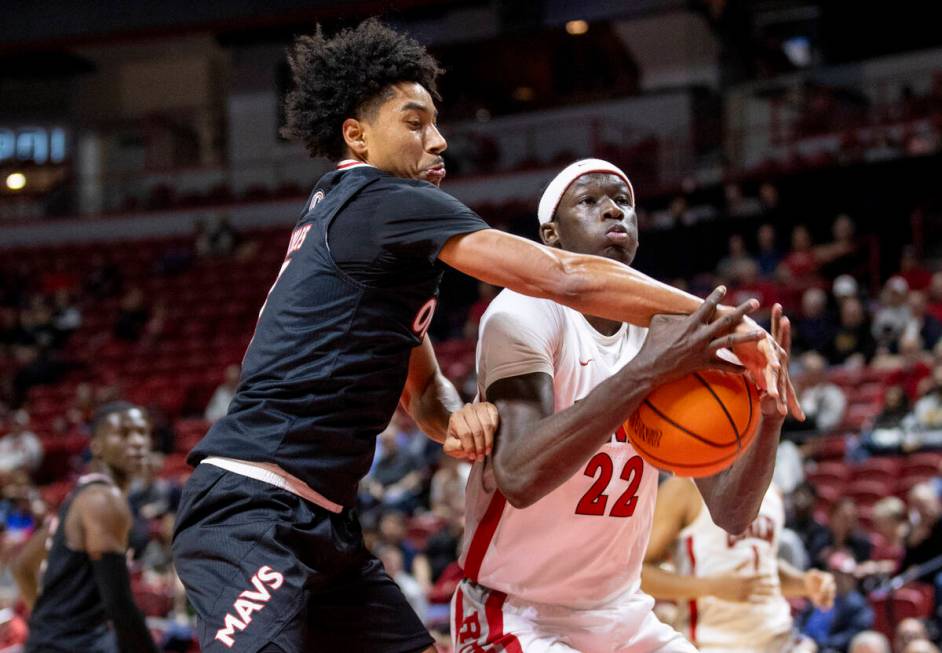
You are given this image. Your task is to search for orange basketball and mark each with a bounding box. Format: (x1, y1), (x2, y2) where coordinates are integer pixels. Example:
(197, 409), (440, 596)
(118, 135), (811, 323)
(623, 370), (761, 477)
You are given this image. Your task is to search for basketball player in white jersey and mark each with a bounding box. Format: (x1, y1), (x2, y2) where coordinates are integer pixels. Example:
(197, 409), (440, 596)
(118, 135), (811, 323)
(452, 159), (799, 653)
(642, 344), (836, 653)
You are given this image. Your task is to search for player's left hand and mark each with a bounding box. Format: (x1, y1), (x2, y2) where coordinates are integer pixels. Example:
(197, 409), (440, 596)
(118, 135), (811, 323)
(443, 402), (499, 462)
(758, 304), (802, 421)
(804, 568), (836, 610)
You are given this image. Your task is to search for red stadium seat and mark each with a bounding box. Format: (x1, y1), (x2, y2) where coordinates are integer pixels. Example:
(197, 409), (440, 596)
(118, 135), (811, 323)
(846, 479), (893, 508)
(870, 587), (931, 638)
(850, 456), (903, 483)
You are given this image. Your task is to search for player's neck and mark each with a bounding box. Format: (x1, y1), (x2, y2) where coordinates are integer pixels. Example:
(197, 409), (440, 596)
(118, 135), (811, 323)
(582, 313), (622, 337)
(88, 460), (129, 493)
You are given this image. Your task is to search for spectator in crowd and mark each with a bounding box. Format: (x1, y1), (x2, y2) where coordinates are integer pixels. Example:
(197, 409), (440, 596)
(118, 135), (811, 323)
(829, 296), (877, 366)
(429, 454), (470, 523)
(873, 277), (913, 350)
(800, 551), (874, 653)
(871, 386), (911, 430)
(0, 411), (42, 475)
(113, 287), (150, 342)
(756, 223), (782, 279)
(905, 291), (942, 351)
(787, 482), (830, 564)
(809, 497), (873, 568)
(911, 364), (942, 428)
(723, 183), (762, 218)
(895, 618), (930, 653)
(758, 181), (782, 220)
(904, 641), (941, 653)
(363, 428), (425, 515)
(874, 334), (933, 402)
(819, 214), (864, 280)
(715, 233), (755, 284)
(899, 246), (933, 292)
(774, 433), (805, 495)
(927, 273), (942, 323)
(195, 215), (240, 258)
(833, 274), (861, 304)
(779, 225), (821, 290)
(861, 496), (908, 573)
(376, 511), (431, 590)
(463, 282), (498, 340)
(377, 545), (427, 624)
(795, 287), (837, 355)
(902, 483), (942, 586)
(204, 364), (240, 423)
(849, 631), (891, 653)
(51, 290), (81, 339)
(796, 351), (848, 434)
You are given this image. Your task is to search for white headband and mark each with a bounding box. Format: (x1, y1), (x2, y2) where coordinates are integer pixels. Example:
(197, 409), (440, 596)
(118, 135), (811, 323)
(537, 158), (634, 225)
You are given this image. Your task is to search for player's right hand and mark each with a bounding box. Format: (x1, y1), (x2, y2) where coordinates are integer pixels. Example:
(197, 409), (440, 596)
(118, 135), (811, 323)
(705, 561), (777, 603)
(443, 402), (499, 462)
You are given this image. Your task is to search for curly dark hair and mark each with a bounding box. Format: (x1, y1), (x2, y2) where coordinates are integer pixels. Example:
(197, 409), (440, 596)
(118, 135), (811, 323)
(281, 19), (444, 161)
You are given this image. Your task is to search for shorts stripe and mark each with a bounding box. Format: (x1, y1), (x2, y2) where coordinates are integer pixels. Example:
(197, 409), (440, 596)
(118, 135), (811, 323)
(484, 589), (522, 653)
(463, 492), (507, 583)
(685, 535), (698, 645)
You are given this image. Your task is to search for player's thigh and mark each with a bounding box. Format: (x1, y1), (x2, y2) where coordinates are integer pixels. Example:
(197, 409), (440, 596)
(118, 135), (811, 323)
(452, 581), (577, 653)
(613, 610), (698, 653)
(303, 555), (434, 653)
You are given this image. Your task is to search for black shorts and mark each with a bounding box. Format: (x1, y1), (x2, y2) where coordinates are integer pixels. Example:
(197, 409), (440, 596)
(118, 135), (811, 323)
(26, 630), (115, 653)
(171, 464), (433, 653)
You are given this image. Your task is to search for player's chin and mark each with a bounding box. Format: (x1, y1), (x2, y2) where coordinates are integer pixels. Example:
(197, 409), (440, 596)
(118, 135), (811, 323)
(600, 244), (635, 265)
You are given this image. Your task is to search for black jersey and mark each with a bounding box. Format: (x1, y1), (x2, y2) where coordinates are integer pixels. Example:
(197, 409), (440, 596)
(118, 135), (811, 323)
(188, 163), (489, 506)
(26, 474), (117, 653)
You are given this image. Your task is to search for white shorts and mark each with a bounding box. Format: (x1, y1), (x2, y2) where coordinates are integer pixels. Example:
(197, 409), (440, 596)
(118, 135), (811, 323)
(696, 631), (813, 653)
(451, 579), (697, 653)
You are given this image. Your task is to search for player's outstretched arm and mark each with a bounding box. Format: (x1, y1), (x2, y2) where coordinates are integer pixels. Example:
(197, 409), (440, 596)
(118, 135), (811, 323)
(488, 288), (762, 508)
(10, 522), (50, 610)
(400, 335), (497, 461)
(75, 487), (160, 653)
(693, 304), (791, 535)
(779, 558), (836, 609)
(641, 477), (777, 602)
(439, 229), (802, 419)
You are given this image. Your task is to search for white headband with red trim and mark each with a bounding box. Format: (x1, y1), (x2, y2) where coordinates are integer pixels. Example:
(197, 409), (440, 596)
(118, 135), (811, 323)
(537, 158), (634, 225)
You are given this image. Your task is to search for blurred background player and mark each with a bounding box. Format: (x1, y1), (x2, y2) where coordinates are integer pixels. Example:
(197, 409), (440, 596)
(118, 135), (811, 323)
(643, 479), (835, 653)
(12, 401), (158, 653)
(452, 159), (790, 652)
(172, 19), (793, 653)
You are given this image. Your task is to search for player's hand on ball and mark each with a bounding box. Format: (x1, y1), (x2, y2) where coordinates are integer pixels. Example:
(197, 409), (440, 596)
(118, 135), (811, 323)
(758, 303), (803, 421)
(804, 569), (835, 610)
(637, 286), (765, 386)
(443, 402), (499, 462)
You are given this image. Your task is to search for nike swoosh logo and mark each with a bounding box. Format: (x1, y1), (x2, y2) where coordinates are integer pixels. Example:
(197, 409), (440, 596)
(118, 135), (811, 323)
(579, 359), (593, 366)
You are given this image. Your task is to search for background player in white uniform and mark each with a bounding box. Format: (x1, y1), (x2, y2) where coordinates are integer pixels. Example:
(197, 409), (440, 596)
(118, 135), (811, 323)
(642, 319), (836, 653)
(452, 159), (802, 653)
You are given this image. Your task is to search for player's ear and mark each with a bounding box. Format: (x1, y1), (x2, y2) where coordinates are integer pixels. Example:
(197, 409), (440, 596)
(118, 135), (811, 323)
(540, 221), (561, 248)
(341, 118), (368, 158)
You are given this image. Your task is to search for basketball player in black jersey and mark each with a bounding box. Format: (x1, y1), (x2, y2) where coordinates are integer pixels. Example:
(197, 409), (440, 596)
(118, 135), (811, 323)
(171, 19), (802, 653)
(13, 401), (158, 653)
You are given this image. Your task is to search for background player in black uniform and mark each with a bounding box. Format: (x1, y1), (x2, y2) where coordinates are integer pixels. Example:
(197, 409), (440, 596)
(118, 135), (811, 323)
(13, 401), (158, 653)
(171, 19), (803, 653)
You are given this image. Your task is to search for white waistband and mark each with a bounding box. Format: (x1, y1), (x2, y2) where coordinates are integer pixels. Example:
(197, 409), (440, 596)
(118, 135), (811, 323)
(201, 457), (343, 513)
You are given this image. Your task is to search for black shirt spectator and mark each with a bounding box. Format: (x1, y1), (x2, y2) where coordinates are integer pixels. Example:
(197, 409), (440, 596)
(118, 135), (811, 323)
(827, 297), (876, 365)
(113, 288), (150, 342)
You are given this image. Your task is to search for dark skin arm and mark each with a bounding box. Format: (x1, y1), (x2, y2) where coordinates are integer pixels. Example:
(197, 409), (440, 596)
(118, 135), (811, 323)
(693, 304), (792, 534)
(74, 486), (132, 559)
(11, 523), (49, 610)
(489, 287), (762, 509)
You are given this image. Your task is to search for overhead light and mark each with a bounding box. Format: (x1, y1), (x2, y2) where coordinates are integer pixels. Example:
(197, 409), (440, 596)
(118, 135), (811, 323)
(5, 172), (26, 191)
(566, 20), (589, 35)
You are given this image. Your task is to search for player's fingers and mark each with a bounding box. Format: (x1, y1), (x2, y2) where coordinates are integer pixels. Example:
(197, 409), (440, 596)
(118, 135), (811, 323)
(449, 409), (478, 458)
(704, 298), (759, 338)
(461, 405), (488, 460)
(770, 303), (782, 343)
(443, 436), (472, 460)
(693, 286), (726, 324)
(478, 402), (500, 455)
(707, 330), (764, 357)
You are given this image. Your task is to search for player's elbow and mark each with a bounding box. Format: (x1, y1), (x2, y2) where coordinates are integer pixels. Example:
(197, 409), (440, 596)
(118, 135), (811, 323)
(714, 511), (754, 536)
(539, 254), (592, 304)
(492, 456), (540, 509)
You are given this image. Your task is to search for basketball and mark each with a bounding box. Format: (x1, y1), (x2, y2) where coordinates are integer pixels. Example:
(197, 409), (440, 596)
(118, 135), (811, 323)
(624, 370), (761, 478)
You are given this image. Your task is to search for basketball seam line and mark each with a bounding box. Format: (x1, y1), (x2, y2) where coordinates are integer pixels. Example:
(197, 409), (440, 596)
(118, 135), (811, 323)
(629, 431), (744, 468)
(693, 372), (741, 449)
(641, 399), (737, 449)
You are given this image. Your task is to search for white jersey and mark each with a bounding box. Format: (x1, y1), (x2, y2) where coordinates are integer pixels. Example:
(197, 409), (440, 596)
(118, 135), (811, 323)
(459, 289), (657, 608)
(673, 486), (793, 649)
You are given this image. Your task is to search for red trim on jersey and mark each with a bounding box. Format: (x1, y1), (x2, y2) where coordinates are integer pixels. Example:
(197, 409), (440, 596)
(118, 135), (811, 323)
(484, 590), (522, 653)
(463, 491), (507, 583)
(454, 584), (465, 645)
(336, 159), (372, 170)
(686, 535), (698, 645)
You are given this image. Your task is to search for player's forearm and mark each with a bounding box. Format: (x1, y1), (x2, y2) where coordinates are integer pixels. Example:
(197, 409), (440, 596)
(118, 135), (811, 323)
(493, 362), (658, 508)
(11, 563), (39, 610)
(641, 563), (716, 600)
(406, 371), (463, 443)
(778, 558), (810, 597)
(695, 416), (783, 534)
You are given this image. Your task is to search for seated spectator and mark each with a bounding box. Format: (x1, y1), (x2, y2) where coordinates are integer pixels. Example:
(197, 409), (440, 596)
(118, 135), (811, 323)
(113, 287), (150, 342)
(377, 511), (431, 590)
(376, 545), (427, 624)
(902, 483), (942, 585)
(430, 455), (470, 523)
(871, 385), (910, 429)
(363, 428), (425, 514)
(829, 296), (876, 366)
(809, 497), (873, 568)
(51, 289), (81, 339)
(927, 273), (942, 323)
(0, 410), (42, 475)
(875, 334), (932, 403)
(795, 288), (837, 355)
(727, 259), (778, 324)
(723, 183), (762, 218)
(895, 618), (930, 653)
(873, 277), (913, 351)
(905, 291), (942, 351)
(899, 246), (933, 292)
(196, 215), (240, 258)
(756, 223), (782, 279)
(849, 631), (891, 653)
(800, 551), (874, 653)
(204, 364), (240, 423)
(819, 214), (865, 280)
(796, 351), (848, 434)
(833, 274), (861, 304)
(787, 482), (830, 564)
(758, 181), (782, 220)
(715, 234), (755, 285)
(904, 641), (941, 653)
(911, 365), (942, 428)
(778, 225), (821, 290)
(857, 496), (908, 575)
